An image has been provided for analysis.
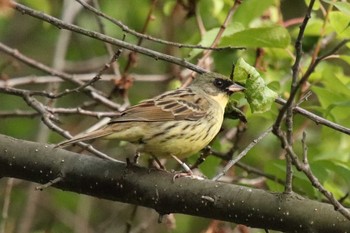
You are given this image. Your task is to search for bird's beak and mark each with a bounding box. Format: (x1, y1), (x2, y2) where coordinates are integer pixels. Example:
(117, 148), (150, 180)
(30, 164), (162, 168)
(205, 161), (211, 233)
(227, 83), (245, 93)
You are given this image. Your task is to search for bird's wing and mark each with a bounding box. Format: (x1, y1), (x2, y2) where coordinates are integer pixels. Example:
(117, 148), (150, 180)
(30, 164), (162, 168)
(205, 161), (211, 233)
(110, 88), (209, 123)
(55, 127), (116, 148)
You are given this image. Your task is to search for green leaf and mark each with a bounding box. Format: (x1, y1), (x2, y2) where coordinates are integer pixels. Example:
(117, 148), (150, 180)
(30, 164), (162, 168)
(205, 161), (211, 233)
(264, 160), (317, 196)
(305, 0), (321, 10)
(339, 55), (350, 65)
(211, 0), (225, 16)
(233, 58), (278, 113)
(198, 156), (222, 178)
(303, 18), (334, 36)
(188, 23), (245, 59)
(264, 161), (285, 192)
(232, 0), (275, 27)
(329, 11), (350, 38)
(313, 160), (350, 184)
(312, 84), (350, 122)
(220, 26), (291, 48)
(163, 1), (176, 16)
(322, 0), (350, 15)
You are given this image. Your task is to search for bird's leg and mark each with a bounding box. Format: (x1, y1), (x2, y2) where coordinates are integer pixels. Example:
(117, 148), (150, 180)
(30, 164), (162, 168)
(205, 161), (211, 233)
(133, 151), (141, 164)
(126, 151), (140, 166)
(150, 154), (166, 170)
(171, 155), (204, 181)
(171, 155), (193, 174)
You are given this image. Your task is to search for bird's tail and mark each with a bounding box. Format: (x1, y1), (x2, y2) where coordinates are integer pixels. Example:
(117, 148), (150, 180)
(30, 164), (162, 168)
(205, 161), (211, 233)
(55, 128), (114, 148)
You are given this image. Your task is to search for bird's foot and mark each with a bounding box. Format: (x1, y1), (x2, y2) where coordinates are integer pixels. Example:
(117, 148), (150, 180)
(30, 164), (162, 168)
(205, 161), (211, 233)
(172, 171), (205, 182)
(170, 155), (205, 180)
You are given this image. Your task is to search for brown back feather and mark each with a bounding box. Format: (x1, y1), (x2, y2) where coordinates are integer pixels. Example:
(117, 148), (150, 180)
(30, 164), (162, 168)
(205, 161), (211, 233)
(109, 88), (209, 123)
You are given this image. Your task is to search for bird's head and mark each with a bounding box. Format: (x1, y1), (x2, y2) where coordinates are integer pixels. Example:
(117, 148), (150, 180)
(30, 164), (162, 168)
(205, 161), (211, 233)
(191, 72), (245, 97)
(190, 72), (245, 109)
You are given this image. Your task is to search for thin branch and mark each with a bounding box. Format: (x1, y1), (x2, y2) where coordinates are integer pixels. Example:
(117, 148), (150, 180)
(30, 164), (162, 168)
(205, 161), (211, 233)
(53, 49), (122, 99)
(10, 2), (349, 138)
(301, 131), (308, 164)
(275, 96), (350, 136)
(0, 74), (171, 87)
(182, 0), (242, 87)
(0, 110), (39, 118)
(0, 42), (121, 110)
(123, 0), (158, 74)
(235, 162), (285, 186)
(273, 2), (349, 195)
(212, 126), (273, 181)
(35, 177), (63, 191)
(273, 0), (315, 131)
(276, 131), (350, 220)
(195, 5), (206, 37)
(91, 0), (121, 77)
(274, 40), (350, 133)
(271, 0), (350, 216)
(74, 0), (243, 51)
(12, 2), (208, 74)
(46, 107), (120, 118)
(198, 0), (241, 63)
(0, 85), (122, 162)
(310, 2), (334, 64)
(0, 108), (118, 119)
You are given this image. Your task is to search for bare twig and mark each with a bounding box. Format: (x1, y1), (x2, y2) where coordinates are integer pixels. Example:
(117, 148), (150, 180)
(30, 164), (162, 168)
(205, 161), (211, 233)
(213, 126), (273, 181)
(271, 0), (350, 220)
(12, 2), (208, 74)
(35, 177), (63, 191)
(235, 162), (285, 186)
(198, 0), (242, 64)
(274, 40), (349, 132)
(301, 131), (308, 164)
(273, 0), (315, 131)
(0, 74), (171, 87)
(310, 2), (334, 64)
(0, 42), (121, 110)
(0, 85), (123, 162)
(123, 0), (158, 74)
(278, 133), (350, 220)
(281, 0), (316, 193)
(275, 97), (350, 135)
(182, 0), (242, 87)
(74, 0), (243, 51)
(46, 107), (120, 118)
(0, 110), (39, 118)
(91, 0), (121, 77)
(53, 49), (122, 99)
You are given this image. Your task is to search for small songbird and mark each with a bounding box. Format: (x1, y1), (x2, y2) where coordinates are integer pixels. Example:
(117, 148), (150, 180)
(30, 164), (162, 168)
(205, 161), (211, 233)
(56, 73), (244, 160)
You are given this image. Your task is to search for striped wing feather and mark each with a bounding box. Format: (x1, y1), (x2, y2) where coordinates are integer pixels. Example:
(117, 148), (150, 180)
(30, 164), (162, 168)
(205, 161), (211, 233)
(109, 89), (209, 123)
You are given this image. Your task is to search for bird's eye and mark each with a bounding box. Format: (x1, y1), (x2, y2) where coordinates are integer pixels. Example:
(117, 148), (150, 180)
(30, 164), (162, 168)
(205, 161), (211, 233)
(214, 79), (224, 88)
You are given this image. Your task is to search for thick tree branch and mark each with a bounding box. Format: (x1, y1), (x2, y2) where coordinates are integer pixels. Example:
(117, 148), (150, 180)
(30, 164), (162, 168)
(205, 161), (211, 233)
(0, 134), (349, 233)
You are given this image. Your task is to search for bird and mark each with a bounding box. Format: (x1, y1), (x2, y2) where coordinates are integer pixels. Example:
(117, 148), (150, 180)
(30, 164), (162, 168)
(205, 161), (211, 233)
(56, 72), (244, 162)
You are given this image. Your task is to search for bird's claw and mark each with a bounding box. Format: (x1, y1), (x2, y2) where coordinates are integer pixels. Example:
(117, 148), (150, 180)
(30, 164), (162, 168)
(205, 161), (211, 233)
(172, 172), (205, 182)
